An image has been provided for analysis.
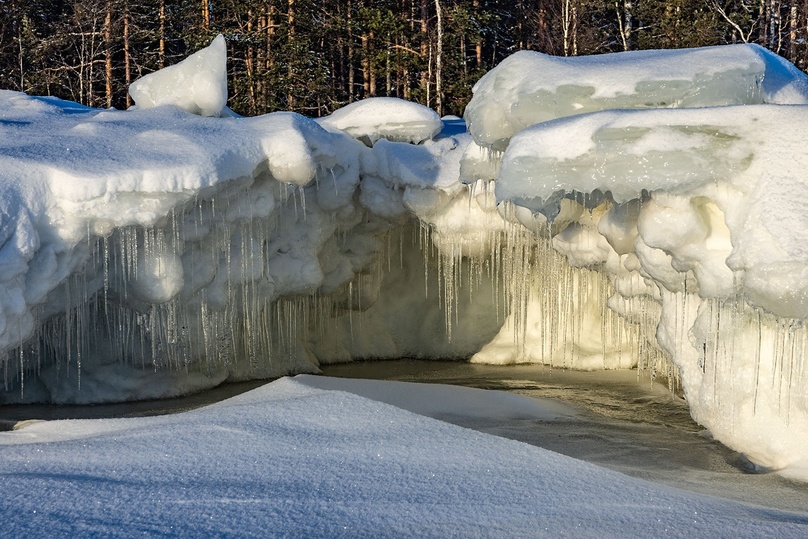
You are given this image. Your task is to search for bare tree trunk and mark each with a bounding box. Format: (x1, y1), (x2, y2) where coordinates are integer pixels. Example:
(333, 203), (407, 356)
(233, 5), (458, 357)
(759, 0), (767, 45)
(247, 10), (256, 115)
(624, 0), (633, 50)
(403, 0), (416, 99)
(460, 34), (466, 79)
(768, 0), (781, 52)
(434, 0), (442, 115)
(369, 31), (376, 96)
(159, 0), (166, 68)
(124, 8), (131, 107)
(362, 34), (370, 97)
(201, 0), (210, 30)
(17, 20), (25, 91)
(473, 0), (482, 68)
(617, 0), (633, 51)
(562, 0), (572, 56)
(790, 4), (797, 63)
(427, 40), (432, 107)
(105, 1), (113, 108)
(264, 6), (275, 110)
(420, 0), (429, 100)
(287, 0), (295, 109)
(386, 47), (392, 96)
(348, 0), (355, 102)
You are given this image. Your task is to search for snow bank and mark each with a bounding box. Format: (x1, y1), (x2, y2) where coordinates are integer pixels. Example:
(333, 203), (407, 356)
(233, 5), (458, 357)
(0, 37), (481, 403)
(465, 44), (808, 151)
(479, 48), (808, 470)
(317, 96), (442, 145)
(2, 376), (807, 538)
(129, 35), (229, 117)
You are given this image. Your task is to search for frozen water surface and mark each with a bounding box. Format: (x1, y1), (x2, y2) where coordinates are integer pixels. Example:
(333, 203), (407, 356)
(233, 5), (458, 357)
(2, 371), (808, 537)
(322, 361), (808, 513)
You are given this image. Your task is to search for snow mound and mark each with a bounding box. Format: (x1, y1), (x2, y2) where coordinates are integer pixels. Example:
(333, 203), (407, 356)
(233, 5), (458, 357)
(318, 97), (442, 145)
(129, 35), (228, 117)
(465, 44), (808, 151)
(3, 377), (806, 537)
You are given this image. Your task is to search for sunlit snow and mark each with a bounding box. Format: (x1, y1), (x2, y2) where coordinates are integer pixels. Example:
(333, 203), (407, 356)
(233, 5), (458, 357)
(2, 376), (807, 537)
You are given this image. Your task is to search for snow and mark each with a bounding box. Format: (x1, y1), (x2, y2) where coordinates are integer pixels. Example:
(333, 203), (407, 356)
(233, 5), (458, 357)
(2, 375), (807, 538)
(317, 96), (442, 145)
(4, 34), (808, 478)
(129, 35), (229, 117)
(488, 73), (808, 471)
(465, 44), (808, 152)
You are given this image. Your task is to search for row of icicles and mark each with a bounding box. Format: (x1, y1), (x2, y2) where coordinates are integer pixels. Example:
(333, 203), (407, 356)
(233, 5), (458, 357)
(4, 179), (808, 414)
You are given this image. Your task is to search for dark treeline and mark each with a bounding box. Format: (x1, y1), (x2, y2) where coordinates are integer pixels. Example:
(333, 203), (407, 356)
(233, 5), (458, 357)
(2, 1), (807, 117)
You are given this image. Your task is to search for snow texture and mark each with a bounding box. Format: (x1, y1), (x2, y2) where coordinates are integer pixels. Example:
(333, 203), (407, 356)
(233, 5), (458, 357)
(317, 96), (442, 145)
(129, 35), (230, 117)
(465, 44), (808, 152)
(1, 376), (807, 538)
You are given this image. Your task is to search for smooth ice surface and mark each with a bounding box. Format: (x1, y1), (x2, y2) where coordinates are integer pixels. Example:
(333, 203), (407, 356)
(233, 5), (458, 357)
(465, 44), (808, 151)
(2, 376), (807, 538)
(129, 35), (229, 117)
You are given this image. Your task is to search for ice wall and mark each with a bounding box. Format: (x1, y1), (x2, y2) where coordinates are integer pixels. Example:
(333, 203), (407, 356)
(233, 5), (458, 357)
(4, 37), (808, 474)
(0, 37), (504, 403)
(474, 48), (808, 472)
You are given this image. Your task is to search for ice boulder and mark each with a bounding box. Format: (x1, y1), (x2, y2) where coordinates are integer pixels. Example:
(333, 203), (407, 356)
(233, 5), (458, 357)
(465, 44), (808, 151)
(317, 97), (442, 145)
(129, 35), (228, 117)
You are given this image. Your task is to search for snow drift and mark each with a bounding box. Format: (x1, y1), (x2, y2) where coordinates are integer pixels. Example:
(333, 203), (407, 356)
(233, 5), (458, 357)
(3, 36), (808, 474)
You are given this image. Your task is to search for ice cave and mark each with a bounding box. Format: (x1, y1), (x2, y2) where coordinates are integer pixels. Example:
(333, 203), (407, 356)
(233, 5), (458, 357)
(3, 34), (808, 475)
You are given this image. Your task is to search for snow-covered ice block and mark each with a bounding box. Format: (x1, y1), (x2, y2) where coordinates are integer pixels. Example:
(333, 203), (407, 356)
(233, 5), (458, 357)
(497, 104), (808, 310)
(317, 97), (442, 145)
(497, 107), (755, 214)
(129, 35), (228, 117)
(465, 44), (808, 151)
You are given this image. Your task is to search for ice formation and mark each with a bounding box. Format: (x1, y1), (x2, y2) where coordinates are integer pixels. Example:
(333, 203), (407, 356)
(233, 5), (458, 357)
(129, 34), (229, 117)
(4, 36), (808, 475)
(465, 44), (808, 152)
(484, 52), (808, 471)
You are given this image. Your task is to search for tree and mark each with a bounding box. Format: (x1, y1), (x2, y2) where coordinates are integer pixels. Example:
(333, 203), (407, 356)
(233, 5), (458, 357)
(3, 0), (808, 117)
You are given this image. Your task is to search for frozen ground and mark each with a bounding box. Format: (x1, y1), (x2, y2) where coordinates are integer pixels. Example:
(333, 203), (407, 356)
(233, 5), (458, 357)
(1, 372), (808, 538)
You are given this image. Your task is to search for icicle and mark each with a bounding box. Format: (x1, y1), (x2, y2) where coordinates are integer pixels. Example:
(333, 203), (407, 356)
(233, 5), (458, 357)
(299, 185), (307, 219)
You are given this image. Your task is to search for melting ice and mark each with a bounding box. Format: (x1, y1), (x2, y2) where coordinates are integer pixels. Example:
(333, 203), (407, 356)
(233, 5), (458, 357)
(3, 36), (808, 475)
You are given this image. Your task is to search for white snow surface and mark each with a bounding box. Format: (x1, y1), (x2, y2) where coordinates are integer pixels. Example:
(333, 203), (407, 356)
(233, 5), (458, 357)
(465, 44), (808, 151)
(129, 35), (229, 117)
(1, 375), (807, 538)
(317, 96), (442, 144)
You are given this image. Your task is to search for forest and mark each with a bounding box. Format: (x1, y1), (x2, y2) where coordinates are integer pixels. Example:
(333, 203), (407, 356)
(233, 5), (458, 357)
(1, 1), (807, 117)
